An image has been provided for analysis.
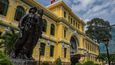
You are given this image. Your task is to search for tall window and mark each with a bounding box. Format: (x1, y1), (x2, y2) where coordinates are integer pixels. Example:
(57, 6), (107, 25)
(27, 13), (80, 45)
(50, 24), (55, 36)
(14, 6), (25, 21)
(64, 48), (67, 58)
(71, 18), (72, 24)
(50, 45), (54, 57)
(82, 26), (84, 31)
(0, 0), (9, 16)
(40, 43), (46, 56)
(42, 19), (47, 32)
(78, 23), (80, 29)
(68, 16), (70, 22)
(76, 22), (78, 28)
(0, 32), (2, 35)
(73, 20), (75, 26)
(70, 37), (78, 54)
(64, 11), (66, 18)
(64, 28), (67, 38)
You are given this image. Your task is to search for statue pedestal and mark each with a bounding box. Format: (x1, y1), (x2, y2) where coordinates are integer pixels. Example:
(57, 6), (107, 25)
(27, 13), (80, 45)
(11, 59), (38, 65)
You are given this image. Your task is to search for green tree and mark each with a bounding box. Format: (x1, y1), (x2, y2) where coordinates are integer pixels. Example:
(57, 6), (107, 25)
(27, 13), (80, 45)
(0, 51), (13, 65)
(55, 57), (62, 65)
(93, 63), (100, 65)
(0, 27), (19, 55)
(86, 18), (111, 43)
(110, 54), (115, 62)
(97, 53), (107, 61)
(42, 62), (49, 65)
(86, 18), (112, 65)
(83, 61), (94, 65)
(76, 63), (83, 65)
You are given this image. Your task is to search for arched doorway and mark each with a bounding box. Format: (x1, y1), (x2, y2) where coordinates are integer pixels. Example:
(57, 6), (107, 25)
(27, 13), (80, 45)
(70, 36), (77, 55)
(0, 0), (9, 16)
(70, 36), (80, 65)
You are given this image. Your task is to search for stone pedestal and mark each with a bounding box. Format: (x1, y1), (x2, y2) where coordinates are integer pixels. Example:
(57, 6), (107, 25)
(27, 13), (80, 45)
(11, 59), (38, 65)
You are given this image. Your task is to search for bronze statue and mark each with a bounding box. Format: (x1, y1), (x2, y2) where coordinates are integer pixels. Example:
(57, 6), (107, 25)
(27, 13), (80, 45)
(12, 7), (43, 60)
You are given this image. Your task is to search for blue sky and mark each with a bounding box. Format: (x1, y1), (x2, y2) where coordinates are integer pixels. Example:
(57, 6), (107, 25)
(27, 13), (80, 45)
(100, 26), (115, 53)
(37, 0), (115, 25)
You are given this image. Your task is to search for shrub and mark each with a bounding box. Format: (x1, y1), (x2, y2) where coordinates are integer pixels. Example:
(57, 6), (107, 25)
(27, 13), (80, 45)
(83, 61), (94, 65)
(94, 63), (100, 65)
(76, 63), (83, 65)
(0, 51), (13, 65)
(0, 28), (19, 55)
(42, 62), (49, 65)
(55, 58), (62, 65)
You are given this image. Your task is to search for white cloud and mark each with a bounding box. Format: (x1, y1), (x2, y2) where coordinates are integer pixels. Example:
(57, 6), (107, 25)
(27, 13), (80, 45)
(71, 0), (95, 12)
(67, 0), (115, 24)
(38, 0), (115, 24)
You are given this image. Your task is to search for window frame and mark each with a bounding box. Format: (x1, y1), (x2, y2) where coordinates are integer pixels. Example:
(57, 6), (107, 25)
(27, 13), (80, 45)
(0, 0), (9, 16)
(42, 19), (47, 32)
(64, 48), (67, 58)
(50, 24), (55, 36)
(40, 43), (46, 56)
(14, 6), (25, 21)
(50, 45), (54, 57)
(64, 11), (66, 18)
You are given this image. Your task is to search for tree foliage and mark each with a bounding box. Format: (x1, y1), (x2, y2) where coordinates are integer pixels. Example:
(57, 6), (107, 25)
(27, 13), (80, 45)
(55, 57), (62, 65)
(76, 63), (83, 65)
(110, 54), (115, 62)
(42, 62), (49, 65)
(0, 27), (19, 55)
(86, 18), (111, 43)
(0, 51), (13, 65)
(76, 61), (100, 65)
(83, 61), (94, 65)
(97, 53), (115, 62)
(97, 53), (107, 61)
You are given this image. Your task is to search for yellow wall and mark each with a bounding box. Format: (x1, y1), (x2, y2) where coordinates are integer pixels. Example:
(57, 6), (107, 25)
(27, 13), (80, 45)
(0, 0), (100, 64)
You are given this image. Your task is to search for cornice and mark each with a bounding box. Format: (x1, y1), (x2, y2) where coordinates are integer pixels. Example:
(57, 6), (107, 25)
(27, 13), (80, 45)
(58, 17), (85, 36)
(47, 1), (85, 25)
(85, 35), (99, 46)
(22, 0), (59, 22)
(41, 34), (57, 43)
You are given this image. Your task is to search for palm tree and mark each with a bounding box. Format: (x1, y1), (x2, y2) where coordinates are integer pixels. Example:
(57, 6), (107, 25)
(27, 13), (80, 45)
(0, 27), (19, 55)
(0, 51), (13, 65)
(86, 18), (112, 65)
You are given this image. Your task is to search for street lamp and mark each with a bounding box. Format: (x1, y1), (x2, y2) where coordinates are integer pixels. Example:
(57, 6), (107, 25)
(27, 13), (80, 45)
(102, 38), (111, 65)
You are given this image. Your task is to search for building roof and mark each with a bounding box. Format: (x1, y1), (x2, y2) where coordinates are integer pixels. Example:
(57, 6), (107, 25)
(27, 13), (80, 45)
(47, 0), (85, 25)
(22, 0), (59, 22)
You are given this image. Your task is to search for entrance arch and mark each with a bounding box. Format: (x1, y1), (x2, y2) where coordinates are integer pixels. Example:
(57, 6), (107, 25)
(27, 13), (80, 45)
(70, 36), (79, 65)
(70, 36), (79, 55)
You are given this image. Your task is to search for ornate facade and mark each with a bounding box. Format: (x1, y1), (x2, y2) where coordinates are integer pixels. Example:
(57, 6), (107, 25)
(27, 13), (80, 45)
(0, 0), (100, 65)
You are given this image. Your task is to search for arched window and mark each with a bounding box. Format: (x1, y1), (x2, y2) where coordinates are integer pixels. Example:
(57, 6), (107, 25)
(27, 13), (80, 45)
(50, 24), (55, 36)
(70, 36), (79, 55)
(0, 0), (9, 16)
(42, 19), (47, 32)
(40, 43), (46, 56)
(14, 6), (25, 21)
(64, 27), (67, 38)
(70, 37), (77, 51)
(50, 45), (54, 57)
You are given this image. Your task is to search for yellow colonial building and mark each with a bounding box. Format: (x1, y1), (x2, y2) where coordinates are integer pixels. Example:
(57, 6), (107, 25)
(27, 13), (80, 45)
(0, 0), (100, 65)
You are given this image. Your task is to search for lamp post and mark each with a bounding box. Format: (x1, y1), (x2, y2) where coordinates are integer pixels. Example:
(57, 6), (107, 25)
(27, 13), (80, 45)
(103, 38), (111, 65)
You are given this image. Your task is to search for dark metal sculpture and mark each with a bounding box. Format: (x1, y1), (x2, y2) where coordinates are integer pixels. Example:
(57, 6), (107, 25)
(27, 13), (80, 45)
(12, 7), (43, 60)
